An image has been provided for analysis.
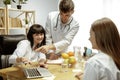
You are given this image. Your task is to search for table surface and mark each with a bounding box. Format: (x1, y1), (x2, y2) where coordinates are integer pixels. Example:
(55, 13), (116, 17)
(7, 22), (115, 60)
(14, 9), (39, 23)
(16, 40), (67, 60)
(0, 62), (84, 80)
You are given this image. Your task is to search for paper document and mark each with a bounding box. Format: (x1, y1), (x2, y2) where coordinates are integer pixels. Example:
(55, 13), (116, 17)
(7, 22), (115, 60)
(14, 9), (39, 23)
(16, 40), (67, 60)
(47, 58), (63, 64)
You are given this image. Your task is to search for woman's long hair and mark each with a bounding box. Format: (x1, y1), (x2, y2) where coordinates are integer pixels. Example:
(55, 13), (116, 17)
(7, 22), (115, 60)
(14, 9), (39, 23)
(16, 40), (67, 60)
(27, 24), (46, 48)
(91, 17), (120, 70)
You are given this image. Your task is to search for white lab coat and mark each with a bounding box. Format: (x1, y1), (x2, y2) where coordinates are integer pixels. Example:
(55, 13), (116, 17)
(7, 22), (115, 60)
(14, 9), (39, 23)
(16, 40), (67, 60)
(45, 11), (79, 54)
(83, 51), (120, 80)
(9, 40), (46, 64)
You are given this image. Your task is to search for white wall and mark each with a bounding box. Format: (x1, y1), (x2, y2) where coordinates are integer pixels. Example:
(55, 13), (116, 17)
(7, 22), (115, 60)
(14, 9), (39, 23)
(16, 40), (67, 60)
(70, 0), (103, 51)
(70, 0), (120, 51)
(23, 0), (58, 27)
(103, 0), (120, 33)
(0, 0), (58, 27)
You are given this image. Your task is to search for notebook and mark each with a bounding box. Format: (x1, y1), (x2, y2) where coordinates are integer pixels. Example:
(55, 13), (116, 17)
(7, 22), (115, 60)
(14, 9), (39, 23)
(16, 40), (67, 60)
(22, 67), (53, 78)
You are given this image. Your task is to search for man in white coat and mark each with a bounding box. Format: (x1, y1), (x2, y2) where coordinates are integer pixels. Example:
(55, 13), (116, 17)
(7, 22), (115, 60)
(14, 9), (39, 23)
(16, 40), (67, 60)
(36, 0), (79, 59)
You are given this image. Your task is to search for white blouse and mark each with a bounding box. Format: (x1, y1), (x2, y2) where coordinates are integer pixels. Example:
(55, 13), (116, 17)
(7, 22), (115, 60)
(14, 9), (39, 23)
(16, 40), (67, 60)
(83, 51), (120, 80)
(9, 40), (46, 64)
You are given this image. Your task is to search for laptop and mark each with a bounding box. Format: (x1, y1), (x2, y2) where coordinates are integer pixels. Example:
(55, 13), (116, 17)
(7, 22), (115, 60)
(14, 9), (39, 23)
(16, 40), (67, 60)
(22, 67), (53, 78)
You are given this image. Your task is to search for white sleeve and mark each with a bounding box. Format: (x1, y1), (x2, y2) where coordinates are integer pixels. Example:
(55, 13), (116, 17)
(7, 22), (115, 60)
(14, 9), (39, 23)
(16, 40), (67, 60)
(9, 40), (29, 64)
(83, 60), (115, 80)
(45, 13), (53, 44)
(83, 62), (98, 80)
(39, 53), (46, 60)
(54, 22), (79, 53)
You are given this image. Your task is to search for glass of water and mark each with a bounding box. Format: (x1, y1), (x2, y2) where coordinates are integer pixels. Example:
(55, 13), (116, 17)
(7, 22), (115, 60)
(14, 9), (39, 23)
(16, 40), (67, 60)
(73, 46), (82, 63)
(60, 59), (68, 72)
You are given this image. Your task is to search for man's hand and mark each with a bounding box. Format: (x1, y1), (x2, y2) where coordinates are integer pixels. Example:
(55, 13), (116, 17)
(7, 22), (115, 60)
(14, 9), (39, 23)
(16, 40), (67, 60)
(35, 45), (49, 53)
(35, 45), (56, 54)
(49, 53), (59, 60)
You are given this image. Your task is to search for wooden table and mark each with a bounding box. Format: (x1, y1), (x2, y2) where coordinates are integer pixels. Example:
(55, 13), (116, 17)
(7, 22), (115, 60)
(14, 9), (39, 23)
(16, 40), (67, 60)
(0, 63), (83, 80)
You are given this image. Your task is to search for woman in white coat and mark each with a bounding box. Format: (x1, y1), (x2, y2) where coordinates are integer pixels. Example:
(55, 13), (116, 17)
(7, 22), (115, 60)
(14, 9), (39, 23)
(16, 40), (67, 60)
(9, 24), (47, 68)
(76, 17), (120, 80)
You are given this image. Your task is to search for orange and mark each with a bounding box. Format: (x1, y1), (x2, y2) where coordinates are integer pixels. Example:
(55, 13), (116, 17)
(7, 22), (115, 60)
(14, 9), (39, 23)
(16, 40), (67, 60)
(61, 53), (69, 59)
(68, 56), (76, 64)
(68, 51), (74, 56)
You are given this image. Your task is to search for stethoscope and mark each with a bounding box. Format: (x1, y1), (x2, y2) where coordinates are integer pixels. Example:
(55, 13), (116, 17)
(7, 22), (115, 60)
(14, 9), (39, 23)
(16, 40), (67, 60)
(54, 14), (73, 31)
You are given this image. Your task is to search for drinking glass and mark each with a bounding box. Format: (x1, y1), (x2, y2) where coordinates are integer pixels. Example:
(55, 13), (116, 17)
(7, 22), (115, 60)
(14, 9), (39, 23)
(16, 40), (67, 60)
(60, 59), (68, 72)
(73, 46), (82, 63)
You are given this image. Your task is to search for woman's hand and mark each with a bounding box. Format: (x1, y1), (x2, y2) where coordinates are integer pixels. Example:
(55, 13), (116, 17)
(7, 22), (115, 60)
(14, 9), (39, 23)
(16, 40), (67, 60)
(75, 72), (83, 80)
(16, 57), (31, 65)
(38, 62), (48, 68)
(38, 59), (47, 68)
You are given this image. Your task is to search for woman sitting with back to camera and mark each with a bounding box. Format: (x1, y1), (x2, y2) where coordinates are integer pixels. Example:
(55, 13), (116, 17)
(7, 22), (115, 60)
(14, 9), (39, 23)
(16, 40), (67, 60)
(9, 24), (47, 68)
(76, 17), (120, 80)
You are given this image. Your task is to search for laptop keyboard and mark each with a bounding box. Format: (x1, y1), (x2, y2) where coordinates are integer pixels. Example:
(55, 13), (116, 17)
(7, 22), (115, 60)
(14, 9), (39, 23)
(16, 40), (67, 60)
(26, 68), (41, 78)
(23, 67), (52, 78)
